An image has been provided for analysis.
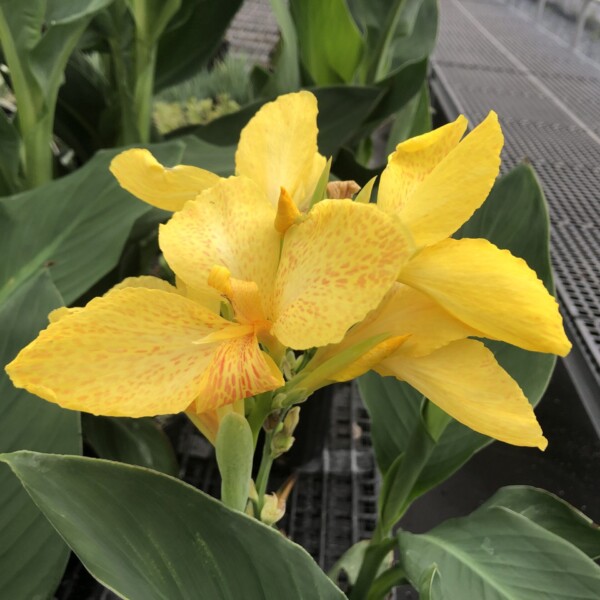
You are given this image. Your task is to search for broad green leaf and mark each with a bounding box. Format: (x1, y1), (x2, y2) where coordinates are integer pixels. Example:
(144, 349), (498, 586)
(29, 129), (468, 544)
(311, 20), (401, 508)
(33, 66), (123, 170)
(350, 58), (428, 146)
(385, 81), (431, 154)
(82, 415), (178, 476)
(155, 0), (244, 90)
(215, 413), (253, 512)
(0, 272), (81, 599)
(418, 564), (442, 600)
(290, 0), (364, 85)
(479, 486), (600, 560)
(329, 540), (370, 585)
(263, 0), (301, 95)
(360, 164), (557, 498)
(398, 507), (600, 599)
(2, 452), (346, 600)
(0, 140), (184, 306)
(391, 0), (438, 69)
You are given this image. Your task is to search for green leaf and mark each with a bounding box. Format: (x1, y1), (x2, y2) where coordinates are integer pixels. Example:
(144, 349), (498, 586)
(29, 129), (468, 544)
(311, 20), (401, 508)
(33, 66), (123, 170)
(216, 413), (254, 512)
(385, 81), (431, 154)
(346, 57), (427, 149)
(290, 0), (364, 85)
(0, 140), (185, 306)
(418, 564), (442, 600)
(360, 163), (558, 499)
(398, 506), (600, 599)
(329, 540), (370, 585)
(155, 0), (244, 91)
(479, 486), (600, 560)
(190, 86), (381, 159)
(263, 0), (301, 94)
(2, 452), (346, 599)
(82, 414), (178, 476)
(390, 0), (438, 69)
(0, 272), (81, 599)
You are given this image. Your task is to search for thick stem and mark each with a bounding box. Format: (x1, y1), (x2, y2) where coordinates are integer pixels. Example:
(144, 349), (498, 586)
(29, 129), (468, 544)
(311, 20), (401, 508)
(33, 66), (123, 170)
(132, 37), (157, 143)
(348, 538), (396, 600)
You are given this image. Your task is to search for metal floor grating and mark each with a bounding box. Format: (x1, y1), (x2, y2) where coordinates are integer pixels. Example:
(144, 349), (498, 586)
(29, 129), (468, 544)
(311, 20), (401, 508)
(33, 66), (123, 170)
(433, 0), (600, 429)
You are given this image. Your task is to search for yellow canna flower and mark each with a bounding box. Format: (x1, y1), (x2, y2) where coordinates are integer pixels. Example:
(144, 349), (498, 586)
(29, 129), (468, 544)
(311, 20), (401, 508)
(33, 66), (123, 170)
(380, 113), (571, 356)
(6, 175), (411, 419)
(110, 91), (325, 213)
(304, 115), (571, 450)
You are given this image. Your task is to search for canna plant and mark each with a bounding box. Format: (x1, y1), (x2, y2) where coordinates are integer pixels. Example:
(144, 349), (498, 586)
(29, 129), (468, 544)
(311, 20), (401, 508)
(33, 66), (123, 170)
(3, 92), (600, 599)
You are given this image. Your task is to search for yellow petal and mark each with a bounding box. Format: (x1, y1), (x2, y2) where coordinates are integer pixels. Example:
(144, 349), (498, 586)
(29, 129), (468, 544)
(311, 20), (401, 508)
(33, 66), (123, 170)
(49, 276), (179, 323)
(176, 276), (221, 314)
(378, 115), (467, 217)
(399, 238), (571, 355)
(6, 288), (229, 417)
(331, 335), (409, 382)
(379, 339), (547, 449)
(328, 283), (481, 360)
(159, 176), (280, 316)
(195, 334), (284, 413)
(110, 149), (220, 212)
(394, 112), (503, 246)
(235, 91), (326, 211)
(271, 200), (413, 349)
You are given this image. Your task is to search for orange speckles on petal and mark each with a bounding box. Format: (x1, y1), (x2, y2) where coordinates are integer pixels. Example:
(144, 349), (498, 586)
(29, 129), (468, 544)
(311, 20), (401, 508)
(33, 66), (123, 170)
(271, 200), (413, 349)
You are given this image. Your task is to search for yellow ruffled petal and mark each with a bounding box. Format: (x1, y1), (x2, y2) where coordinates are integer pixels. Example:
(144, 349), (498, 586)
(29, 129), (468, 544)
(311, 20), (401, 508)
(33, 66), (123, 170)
(378, 115), (467, 217)
(235, 91), (326, 211)
(110, 149), (220, 212)
(399, 238), (571, 355)
(406, 113), (501, 246)
(6, 288), (229, 417)
(195, 333), (284, 413)
(159, 176), (280, 316)
(378, 339), (547, 449)
(271, 200), (413, 349)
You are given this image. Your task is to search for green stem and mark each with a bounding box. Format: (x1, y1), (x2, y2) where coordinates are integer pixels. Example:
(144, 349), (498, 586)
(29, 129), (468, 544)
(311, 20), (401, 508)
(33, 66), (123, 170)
(255, 430), (274, 514)
(366, 0), (407, 82)
(348, 538), (396, 600)
(247, 392), (274, 448)
(379, 419), (438, 533)
(133, 37), (156, 143)
(367, 565), (407, 600)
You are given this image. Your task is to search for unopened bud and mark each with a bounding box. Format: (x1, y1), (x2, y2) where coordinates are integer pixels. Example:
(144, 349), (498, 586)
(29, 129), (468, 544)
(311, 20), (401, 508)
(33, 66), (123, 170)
(260, 493), (286, 526)
(270, 407), (300, 458)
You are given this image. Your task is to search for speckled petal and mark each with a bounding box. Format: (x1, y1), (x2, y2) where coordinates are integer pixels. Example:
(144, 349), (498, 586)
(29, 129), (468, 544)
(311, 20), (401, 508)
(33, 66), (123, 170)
(399, 238), (571, 355)
(383, 113), (503, 246)
(110, 149), (220, 211)
(378, 115), (467, 217)
(378, 339), (547, 449)
(159, 176), (281, 316)
(195, 334), (284, 413)
(271, 200), (413, 349)
(6, 288), (229, 417)
(235, 91), (326, 211)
